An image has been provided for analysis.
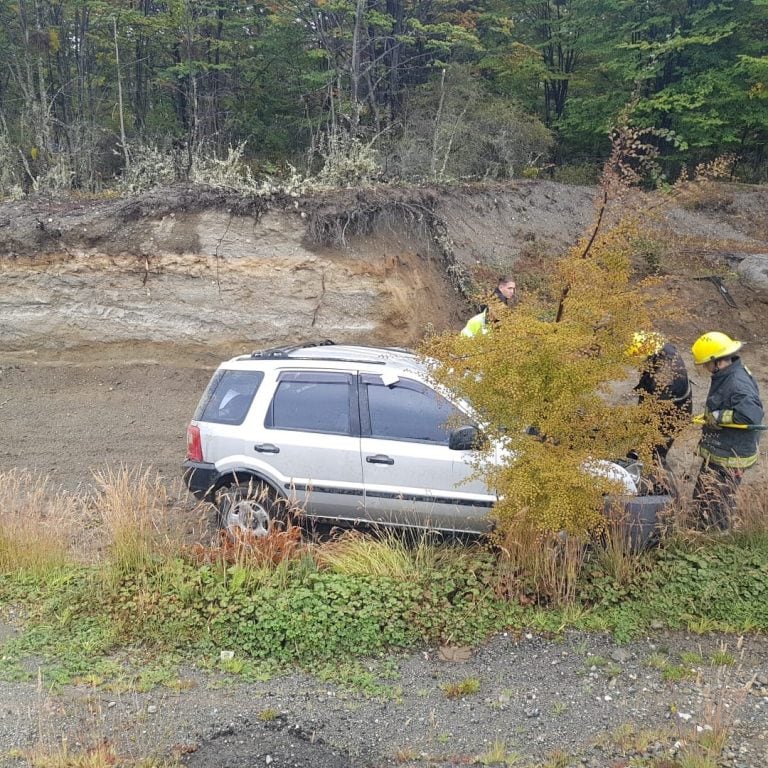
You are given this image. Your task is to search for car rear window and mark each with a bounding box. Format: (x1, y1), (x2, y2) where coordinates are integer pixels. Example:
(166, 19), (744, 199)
(193, 369), (264, 425)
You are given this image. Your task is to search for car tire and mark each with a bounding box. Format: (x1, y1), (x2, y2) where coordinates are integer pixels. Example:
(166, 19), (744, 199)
(215, 481), (287, 537)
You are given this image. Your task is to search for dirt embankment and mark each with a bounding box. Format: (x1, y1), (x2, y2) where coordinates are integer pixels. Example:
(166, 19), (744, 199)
(1, 180), (768, 491)
(0, 182), (607, 356)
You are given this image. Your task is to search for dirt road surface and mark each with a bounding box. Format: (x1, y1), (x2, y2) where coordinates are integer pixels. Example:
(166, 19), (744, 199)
(0, 345), (220, 495)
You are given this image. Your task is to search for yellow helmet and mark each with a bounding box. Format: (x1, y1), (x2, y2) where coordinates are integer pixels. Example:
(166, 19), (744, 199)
(625, 331), (665, 358)
(691, 331), (742, 365)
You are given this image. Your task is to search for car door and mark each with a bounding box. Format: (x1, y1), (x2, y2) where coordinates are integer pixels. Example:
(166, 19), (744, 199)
(259, 370), (365, 520)
(359, 374), (495, 533)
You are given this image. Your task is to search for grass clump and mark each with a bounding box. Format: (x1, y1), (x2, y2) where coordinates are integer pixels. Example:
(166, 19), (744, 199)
(92, 465), (185, 580)
(475, 739), (520, 765)
(0, 470), (79, 577)
(440, 677), (481, 699)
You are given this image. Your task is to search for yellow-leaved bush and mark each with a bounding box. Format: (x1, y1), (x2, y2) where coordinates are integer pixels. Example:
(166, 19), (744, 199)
(422, 221), (668, 541)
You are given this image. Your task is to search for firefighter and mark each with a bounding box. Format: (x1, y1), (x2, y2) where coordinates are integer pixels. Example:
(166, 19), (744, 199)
(626, 331), (692, 468)
(690, 331), (764, 531)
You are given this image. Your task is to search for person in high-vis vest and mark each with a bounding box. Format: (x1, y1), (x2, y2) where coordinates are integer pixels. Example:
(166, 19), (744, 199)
(690, 331), (764, 531)
(461, 276), (517, 337)
(461, 308), (490, 337)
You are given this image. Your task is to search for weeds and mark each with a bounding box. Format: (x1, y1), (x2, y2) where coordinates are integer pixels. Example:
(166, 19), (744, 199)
(92, 465), (182, 580)
(673, 655), (741, 768)
(21, 737), (120, 768)
(440, 677), (480, 699)
(315, 529), (475, 579)
(475, 739), (520, 765)
(189, 523), (309, 570)
(662, 664), (697, 682)
(0, 470), (79, 577)
(708, 647), (735, 667)
(495, 523), (587, 606)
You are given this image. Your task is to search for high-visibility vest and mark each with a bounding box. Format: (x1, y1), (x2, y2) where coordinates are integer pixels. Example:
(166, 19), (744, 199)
(461, 310), (488, 337)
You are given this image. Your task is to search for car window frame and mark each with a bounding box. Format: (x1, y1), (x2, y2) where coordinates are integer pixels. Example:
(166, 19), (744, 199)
(359, 374), (464, 445)
(264, 370), (360, 436)
(193, 369), (265, 426)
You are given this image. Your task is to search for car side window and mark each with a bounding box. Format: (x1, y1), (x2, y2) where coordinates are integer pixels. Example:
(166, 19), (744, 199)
(265, 371), (353, 435)
(194, 370), (264, 425)
(364, 377), (460, 444)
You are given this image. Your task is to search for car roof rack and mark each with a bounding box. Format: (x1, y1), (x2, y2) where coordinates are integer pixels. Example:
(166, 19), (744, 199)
(250, 340), (336, 359)
(245, 341), (420, 367)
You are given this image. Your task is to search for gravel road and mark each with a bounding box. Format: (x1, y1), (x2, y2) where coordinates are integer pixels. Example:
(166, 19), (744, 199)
(3, 630), (767, 767)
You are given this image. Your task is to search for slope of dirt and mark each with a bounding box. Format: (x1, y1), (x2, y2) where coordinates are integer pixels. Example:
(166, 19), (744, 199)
(1, 180), (768, 492)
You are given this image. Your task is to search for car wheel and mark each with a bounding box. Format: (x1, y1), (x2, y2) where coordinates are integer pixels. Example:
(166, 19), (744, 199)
(216, 481), (286, 537)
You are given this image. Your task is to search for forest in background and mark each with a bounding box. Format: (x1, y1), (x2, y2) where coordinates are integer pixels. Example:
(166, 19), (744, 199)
(0, 0), (766, 196)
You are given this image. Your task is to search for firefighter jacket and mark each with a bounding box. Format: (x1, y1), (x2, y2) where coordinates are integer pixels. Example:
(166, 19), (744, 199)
(636, 343), (691, 404)
(698, 358), (764, 468)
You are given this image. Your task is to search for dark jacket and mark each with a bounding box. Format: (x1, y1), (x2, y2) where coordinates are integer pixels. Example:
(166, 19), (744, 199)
(636, 343), (691, 404)
(698, 357), (763, 467)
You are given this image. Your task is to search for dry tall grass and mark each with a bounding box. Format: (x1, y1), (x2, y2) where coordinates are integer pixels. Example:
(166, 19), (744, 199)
(732, 470), (768, 536)
(666, 462), (768, 540)
(91, 465), (188, 577)
(0, 469), (80, 575)
(495, 522), (586, 606)
(315, 528), (474, 579)
(591, 514), (649, 588)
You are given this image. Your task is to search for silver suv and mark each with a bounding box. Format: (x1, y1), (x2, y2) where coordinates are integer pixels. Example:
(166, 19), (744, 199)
(183, 342), (668, 539)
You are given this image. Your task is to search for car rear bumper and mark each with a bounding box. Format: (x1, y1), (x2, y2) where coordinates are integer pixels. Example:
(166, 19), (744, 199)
(609, 494), (673, 551)
(183, 460), (218, 500)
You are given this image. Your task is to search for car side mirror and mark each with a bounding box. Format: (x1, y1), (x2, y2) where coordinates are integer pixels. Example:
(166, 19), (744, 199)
(449, 425), (480, 451)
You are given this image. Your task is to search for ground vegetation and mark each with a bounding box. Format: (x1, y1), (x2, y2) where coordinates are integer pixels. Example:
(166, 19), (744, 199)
(1, 466), (767, 767)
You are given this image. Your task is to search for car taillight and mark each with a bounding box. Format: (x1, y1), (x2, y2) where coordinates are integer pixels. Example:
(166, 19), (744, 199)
(186, 424), (203, 462)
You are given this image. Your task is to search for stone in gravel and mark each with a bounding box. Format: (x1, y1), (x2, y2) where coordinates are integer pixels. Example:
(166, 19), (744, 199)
(610, 648), (630, 663)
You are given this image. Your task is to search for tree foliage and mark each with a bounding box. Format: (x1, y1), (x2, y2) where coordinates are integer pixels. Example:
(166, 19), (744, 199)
(423, 222), (665, 539)
(0, 0), (765, 194)
(421, 131), (675, 541)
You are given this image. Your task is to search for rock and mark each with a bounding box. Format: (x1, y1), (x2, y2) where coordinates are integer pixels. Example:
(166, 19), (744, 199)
(737, 254), (768, 290)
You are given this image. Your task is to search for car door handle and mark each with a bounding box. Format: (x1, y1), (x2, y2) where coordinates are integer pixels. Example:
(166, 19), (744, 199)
(254, 443), (280, 454)
(366, 454), (394, 465)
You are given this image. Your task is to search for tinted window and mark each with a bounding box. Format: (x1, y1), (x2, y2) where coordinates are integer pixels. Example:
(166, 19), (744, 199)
(366, 379), (460, 443)
(265, 372), (352, 435)
(194, 369), (264, 425)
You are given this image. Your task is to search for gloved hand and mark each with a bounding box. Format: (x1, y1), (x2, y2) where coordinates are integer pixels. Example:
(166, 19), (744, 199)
(704, 409), (721, 426)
